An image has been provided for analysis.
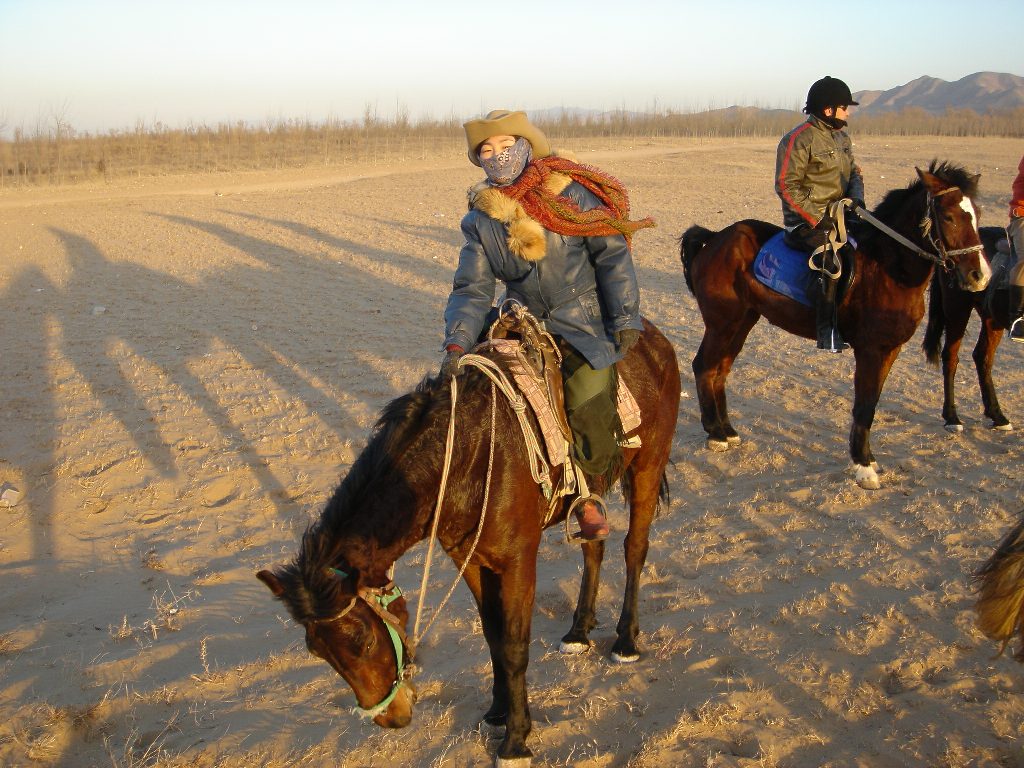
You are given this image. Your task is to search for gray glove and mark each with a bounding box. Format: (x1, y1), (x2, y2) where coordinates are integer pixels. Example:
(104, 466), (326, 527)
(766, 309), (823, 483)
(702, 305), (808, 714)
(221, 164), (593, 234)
(614, 328), (641, 354)
(440, 347), (463, 379)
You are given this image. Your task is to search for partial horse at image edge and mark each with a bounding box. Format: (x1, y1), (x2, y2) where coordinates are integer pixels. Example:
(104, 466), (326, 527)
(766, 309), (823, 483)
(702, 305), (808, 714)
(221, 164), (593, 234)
(922, 225), (1016, 432)
(976, 515), (1024, 662)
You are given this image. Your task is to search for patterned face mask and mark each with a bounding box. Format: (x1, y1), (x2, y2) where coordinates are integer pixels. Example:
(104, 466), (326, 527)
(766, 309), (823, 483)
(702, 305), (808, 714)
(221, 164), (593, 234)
(480, 137), (532, 186)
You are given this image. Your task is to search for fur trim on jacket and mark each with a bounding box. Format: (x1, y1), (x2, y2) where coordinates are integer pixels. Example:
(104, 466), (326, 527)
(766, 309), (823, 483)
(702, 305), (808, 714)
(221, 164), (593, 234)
(466, 150), (578, 262)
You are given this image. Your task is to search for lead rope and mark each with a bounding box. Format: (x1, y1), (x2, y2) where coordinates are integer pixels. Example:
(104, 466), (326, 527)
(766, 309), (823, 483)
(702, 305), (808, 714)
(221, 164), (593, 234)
(410, 371), (497, 656)
(458, 353), (553, 489)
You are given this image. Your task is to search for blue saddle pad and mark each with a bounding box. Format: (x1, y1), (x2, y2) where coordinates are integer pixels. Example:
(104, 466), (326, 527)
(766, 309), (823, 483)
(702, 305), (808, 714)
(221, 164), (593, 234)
(753, 232), (813, 307)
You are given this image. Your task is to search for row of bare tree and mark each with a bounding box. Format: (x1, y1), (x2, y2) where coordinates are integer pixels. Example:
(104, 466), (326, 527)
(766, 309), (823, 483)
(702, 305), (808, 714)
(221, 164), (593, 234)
(2, 106), (1021, 188)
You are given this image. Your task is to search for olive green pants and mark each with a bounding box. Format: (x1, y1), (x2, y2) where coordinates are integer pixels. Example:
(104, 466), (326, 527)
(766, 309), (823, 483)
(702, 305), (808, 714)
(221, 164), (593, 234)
(559, 341), (621, 479)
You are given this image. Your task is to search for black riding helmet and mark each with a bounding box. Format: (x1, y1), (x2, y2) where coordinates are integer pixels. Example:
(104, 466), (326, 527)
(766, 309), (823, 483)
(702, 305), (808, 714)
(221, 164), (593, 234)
(804, 76), (859, 115)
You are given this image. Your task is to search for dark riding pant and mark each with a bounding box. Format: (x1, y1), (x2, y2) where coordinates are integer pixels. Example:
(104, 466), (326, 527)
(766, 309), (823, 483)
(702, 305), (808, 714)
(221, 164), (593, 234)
(559, 341), (621, 480)
(785, 223), (846, 351)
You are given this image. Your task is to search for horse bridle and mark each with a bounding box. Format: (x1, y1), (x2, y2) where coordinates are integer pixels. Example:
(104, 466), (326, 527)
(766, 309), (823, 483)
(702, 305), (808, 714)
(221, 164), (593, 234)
(922, 186), (985, 269)
(308, 568), (412, 720)
(852, 187), (983, 271)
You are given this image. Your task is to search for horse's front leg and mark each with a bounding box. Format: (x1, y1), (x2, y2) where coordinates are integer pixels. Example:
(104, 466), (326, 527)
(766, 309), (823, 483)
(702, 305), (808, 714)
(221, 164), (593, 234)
(850, 346), (900, 489)
(494, 564), (537, 767)
(463, 565), (510, 728)
(973, 318), (1012, 430)
(560, 539), (605, 653)
(940, 309), (970, 432)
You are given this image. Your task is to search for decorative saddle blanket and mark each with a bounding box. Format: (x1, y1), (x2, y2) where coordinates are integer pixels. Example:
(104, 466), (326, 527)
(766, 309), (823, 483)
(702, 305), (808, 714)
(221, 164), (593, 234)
(753, 232), (815, 307)
(476, 337), (642, 469)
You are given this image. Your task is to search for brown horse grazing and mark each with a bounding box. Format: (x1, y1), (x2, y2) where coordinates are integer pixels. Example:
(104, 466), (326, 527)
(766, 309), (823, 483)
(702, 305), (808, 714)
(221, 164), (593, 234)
(680, 162), (988, 489)
(923, 226), (1016, 432)
(975, 515), (1024, 662)
(257, 319), (679, 767)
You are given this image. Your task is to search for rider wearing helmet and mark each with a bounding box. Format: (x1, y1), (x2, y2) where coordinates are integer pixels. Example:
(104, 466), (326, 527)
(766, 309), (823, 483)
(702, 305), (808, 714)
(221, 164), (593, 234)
(775, 76), (865, 352)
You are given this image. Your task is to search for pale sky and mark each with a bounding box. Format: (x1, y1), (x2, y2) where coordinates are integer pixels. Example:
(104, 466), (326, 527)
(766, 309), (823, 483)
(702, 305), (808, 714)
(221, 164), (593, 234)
(1, 0), (1021, 136)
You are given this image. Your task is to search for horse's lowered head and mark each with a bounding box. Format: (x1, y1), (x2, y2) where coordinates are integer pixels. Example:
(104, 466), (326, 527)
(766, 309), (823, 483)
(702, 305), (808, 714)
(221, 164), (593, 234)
(257, 561), (417, 728)
(915, 163), (988, 292)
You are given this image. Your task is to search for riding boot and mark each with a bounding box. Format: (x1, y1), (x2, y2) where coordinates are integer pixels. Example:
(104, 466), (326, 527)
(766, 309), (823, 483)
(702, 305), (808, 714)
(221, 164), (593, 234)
(1009, 285), (1024, 342)
(573, 474), (610, 542)
(815, 273), (848, 352)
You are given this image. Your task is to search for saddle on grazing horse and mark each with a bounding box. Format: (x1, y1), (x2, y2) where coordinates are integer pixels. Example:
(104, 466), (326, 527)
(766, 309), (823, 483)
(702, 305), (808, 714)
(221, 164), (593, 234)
(469, 302), (642, 502)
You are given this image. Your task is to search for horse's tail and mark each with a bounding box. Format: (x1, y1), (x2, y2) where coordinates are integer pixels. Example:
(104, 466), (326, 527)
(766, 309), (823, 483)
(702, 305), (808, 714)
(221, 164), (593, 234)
(680, 225), (717, 295)
(922, 272), (945, 366)
(975, 515), (1024, 662)
(657, 469), (671, 516)
(619, 464), (672, 518)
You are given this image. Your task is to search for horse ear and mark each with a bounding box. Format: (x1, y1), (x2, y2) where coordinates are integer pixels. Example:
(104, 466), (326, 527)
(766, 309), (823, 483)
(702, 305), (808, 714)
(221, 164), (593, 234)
(916, 167), (946, 196)
(257, 569), (286, 597)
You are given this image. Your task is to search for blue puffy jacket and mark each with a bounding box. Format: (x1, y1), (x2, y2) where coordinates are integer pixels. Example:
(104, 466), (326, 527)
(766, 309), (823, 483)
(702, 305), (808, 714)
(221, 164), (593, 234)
(443, 179), (643, 370)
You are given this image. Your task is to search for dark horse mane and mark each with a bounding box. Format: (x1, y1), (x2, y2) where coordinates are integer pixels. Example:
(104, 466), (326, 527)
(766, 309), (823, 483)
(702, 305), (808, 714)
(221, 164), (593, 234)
(855, 159), (979, 249)
(273, 372), (489, 622)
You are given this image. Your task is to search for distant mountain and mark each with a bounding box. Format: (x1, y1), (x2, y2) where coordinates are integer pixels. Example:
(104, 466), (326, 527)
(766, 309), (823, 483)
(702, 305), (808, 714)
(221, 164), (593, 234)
(853, 72), (1024, 115)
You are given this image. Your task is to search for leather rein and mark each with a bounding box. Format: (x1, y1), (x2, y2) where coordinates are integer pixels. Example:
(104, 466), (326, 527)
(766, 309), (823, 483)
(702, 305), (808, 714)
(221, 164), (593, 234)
(850, 186), (984, 270)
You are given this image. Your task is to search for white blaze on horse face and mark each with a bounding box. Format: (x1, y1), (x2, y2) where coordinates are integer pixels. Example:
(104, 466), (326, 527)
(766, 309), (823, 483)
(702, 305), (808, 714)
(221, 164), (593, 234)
(960, 197), (992, 281)
(960, 197), (979, 233)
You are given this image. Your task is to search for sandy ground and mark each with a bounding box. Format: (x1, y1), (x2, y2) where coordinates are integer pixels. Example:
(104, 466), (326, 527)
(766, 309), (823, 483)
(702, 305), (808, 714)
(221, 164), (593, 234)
(1, 135), (1023, 768)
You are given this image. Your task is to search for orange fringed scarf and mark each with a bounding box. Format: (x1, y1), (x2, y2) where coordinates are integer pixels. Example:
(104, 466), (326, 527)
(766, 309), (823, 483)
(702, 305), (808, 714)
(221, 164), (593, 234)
(497, 156), (655, 248)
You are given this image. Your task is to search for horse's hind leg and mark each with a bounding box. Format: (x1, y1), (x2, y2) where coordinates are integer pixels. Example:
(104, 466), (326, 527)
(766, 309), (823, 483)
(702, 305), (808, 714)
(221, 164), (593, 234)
(559, 539), (605, 653)
(609, 462), (664, 662)
(973, 319), (1012, 430)
(692, 337), (728, 446)
(693, 311), (758, 449)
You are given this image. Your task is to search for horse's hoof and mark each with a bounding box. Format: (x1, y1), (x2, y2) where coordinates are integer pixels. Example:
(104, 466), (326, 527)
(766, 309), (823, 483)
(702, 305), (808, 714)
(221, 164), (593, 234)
(726, 435), (742, 445)
(706, 438), (730, 452)
(559, 640), (591, 655)
(854, 464), (881, 490)
(610, 650), (640, 664)
(495, 756), (532, 768)
(991, 422), (1013, 432)
(944, 423), (964, 434)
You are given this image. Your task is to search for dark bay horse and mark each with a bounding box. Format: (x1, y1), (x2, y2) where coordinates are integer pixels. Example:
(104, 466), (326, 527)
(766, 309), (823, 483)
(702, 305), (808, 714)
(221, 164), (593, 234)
(680, 162), (988, 489)
(923, 226), (1016, 432)
(257, 319), (679, 767)
(975, 515), (1024, 663)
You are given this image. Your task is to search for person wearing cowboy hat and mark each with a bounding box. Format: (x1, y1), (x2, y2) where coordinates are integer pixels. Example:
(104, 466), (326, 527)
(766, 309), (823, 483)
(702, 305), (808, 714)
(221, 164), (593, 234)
(776, 75), (866, 353)
(441, 109), (654, 541)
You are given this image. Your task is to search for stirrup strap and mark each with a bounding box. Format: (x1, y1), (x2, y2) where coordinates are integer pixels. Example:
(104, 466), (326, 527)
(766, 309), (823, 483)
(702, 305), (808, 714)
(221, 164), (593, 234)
(807, 199), (850, 280)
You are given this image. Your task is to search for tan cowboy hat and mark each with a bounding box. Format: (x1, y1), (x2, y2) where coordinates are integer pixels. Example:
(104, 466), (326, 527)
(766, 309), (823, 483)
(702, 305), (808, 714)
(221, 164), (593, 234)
(463, 109), (551, 167)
